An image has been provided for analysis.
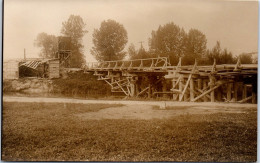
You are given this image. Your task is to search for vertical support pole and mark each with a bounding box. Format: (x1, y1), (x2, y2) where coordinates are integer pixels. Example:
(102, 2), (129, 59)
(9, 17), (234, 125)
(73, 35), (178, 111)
(234, 82), (238, 102)
(135, 78), (139, 96)
(203, 79), (208, 102)
(242, 84), (247, 100)
(172, 79), (177, 100)
(148, 84), (151, 98)
(130, 80), (136, 97)
(197, 79), (202, 102)
(179, 75), (183, 101)
(162, 80), (167, 98)
(209, 76), (215, 102)
(184, 77), (188, 101)
(190, 77), (194, 101)
(227, 83), (232, 102)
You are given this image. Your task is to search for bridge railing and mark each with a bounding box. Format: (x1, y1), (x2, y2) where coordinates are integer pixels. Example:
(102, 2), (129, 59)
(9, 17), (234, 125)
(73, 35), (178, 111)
(83, 57), (171, 71)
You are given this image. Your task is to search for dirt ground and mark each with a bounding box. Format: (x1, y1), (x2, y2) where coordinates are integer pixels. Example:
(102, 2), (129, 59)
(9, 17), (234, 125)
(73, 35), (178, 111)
(3, 96), (256, 120)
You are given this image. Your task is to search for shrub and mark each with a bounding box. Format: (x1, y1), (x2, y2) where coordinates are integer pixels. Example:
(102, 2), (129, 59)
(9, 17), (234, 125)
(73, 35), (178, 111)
(52, 71), (111, 98)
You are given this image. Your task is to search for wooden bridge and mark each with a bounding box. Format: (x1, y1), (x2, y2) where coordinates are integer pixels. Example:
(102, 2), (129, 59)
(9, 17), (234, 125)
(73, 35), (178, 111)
(83, 57), (257, 103)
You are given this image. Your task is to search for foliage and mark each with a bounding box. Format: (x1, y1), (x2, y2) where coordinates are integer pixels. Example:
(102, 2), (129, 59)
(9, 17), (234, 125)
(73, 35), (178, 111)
(182, 29), (207, 65)
(52, 71), (111, 97)
(237, 53), (253, 64)
(91, 19), (128, 61)
(34, 32), (58, 58)
(149, 22), (187, 65)
(147, 22), (240, 66)
(61, 15), (87, 67)
(128, 43), (138, 59)
(128, 43), (150, 60)
(205, 41), (235, 64)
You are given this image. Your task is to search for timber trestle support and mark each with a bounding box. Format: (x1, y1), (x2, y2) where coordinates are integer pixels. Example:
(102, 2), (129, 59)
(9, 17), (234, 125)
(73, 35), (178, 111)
(83, 57), (257, 103)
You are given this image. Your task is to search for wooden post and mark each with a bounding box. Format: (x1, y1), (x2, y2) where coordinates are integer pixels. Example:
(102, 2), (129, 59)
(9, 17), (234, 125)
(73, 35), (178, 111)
(190, 77), (194, 101)
(184, 78), (188, 101)
(209, 77), (215, 102)
(197, 79), (202, 102)
(203, 79), (208, 102)
(179, 75), (183, 101)
(227, 83), (232, 102)
(162, 80), (167, 98)
(130, 80), (136, 97)
(242, 84), (247, 100)
(148, 84), (151, 98)
(234, 82), (238, 102)
(135, 81), (139, 96)
(172, 79), (177, 100)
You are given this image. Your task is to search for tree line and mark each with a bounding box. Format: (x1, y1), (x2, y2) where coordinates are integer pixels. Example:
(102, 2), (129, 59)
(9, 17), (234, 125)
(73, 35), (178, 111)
(35, 15), (255, 67)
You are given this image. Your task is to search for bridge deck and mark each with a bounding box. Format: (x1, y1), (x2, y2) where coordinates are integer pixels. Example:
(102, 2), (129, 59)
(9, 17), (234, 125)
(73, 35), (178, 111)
(83, 57), (257, 103)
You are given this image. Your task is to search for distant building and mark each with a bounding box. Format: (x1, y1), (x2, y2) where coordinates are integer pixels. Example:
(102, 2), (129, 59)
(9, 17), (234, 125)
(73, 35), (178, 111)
(3, 58), (61, 80)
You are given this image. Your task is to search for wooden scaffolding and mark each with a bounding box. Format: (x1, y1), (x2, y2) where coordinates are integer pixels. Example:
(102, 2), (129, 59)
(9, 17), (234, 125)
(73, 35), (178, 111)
(84, 57), (257, 103)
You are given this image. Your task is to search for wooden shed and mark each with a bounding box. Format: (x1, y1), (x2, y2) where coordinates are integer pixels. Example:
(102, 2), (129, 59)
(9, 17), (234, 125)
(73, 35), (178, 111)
(48, 59), (60, 78)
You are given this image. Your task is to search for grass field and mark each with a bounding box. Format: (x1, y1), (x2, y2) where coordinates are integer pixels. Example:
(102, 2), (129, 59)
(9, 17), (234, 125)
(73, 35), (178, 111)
(2, 102), (257, 161)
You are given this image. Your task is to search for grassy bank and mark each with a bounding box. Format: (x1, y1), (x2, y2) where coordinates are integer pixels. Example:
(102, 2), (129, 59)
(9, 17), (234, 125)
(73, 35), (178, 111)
(52, 72), (111, 98)
(2, 102), (257, 161)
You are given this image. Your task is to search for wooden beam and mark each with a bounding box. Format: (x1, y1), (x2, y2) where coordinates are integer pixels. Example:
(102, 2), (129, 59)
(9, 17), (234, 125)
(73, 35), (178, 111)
(242, 84), (247, 100)
(239, 96), (252, 103)
(192, 83), (224, 102)
(197, 79), (202, 102)
(172, 79), (177, 100)
(179, 74), (192, 101)
(179, 75), (183, 101)
(137, 86), (149, 97)
(203, 79), (208, 102)
(234, 82), (238, 101)
(196, 88), (211, 100)
(162, 80), (167, 98)
(209, 76), (215, 102)
(115, 80), (128, 96)
(148, 84), (151, 98)
(190, 78), (194, 101)
(227, 83), (232, 101)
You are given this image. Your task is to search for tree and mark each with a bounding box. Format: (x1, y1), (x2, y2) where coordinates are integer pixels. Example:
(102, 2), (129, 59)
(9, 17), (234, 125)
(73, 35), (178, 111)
(61, 15), (87, 67)
(128, 43), (150, 60)
(183, 29), (207, 65)
(91, 19), (128, 61)
(219, 48), (235, 64)
(128, 43), (138, 60)
(149, 22), (187, 65)
(205, 41), (235, 64)
(34, 32), (58, 58)
(237, 53), (253, 64)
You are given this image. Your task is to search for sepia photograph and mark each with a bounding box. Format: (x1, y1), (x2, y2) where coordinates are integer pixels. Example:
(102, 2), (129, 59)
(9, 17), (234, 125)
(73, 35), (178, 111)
(2, 0), (258, 161)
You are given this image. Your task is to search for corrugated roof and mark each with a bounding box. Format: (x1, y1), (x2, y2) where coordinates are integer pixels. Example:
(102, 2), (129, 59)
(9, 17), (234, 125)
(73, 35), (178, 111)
(20, 60), (42, 69)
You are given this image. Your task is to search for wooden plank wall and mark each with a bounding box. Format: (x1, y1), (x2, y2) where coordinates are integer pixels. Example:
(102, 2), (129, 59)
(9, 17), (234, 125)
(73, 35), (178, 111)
(49, 60), (60, 78)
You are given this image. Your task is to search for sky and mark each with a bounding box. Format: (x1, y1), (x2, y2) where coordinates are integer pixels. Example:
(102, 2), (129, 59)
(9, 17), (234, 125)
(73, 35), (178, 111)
(3, 0), (259, 62)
